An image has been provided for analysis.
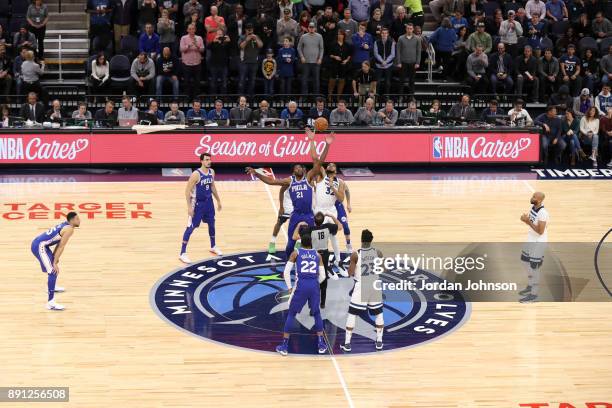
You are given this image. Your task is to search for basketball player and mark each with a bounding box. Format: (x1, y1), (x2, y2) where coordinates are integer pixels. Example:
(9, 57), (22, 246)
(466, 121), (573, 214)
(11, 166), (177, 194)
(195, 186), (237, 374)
(276, 233), (327, 356)
(180, 153), (223, 263)
(335, 181), (353, 252)
(293, 211), (340, 309)
(519, 191), (548, 303)
(31, 212), (80, 310)
(268, 184), (293, 254)
(340, 229), (385, 352)
(247, 128), (334, 257)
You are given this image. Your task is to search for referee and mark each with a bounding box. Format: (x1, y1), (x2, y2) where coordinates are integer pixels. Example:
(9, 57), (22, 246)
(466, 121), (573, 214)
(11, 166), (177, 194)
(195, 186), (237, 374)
(292, 211), (340, 309)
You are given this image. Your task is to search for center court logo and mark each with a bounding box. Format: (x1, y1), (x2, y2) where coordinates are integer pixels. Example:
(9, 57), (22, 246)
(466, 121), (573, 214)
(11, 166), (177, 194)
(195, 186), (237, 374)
(150, 251), (470, 355)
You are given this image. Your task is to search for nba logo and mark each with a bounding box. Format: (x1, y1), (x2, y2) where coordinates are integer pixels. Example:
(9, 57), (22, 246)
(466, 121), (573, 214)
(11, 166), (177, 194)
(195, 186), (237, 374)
(433, 137), (442, 159)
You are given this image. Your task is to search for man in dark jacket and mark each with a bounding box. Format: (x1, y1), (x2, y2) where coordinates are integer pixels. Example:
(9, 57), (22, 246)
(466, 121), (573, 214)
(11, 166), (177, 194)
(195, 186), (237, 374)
(111, 0), (133, 52)
(534, 105), (565, 164)
(488, 42), (514, 95)
(515, 45), (539, 102)
(307, 97), (331, 122)
(19, 91), (45, 122)
(250, 99), (278, 124)
(549, 84), (573, 114)
(155, 46), (179, 96)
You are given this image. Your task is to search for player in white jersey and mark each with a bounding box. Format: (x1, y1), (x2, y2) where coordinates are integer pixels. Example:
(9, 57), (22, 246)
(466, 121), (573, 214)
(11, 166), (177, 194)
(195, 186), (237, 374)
(519, 191), (549, 303)
(268, 187), (293, 254)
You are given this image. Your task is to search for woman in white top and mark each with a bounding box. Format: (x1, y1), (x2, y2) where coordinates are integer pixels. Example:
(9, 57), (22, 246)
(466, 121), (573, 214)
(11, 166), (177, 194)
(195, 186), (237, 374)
(579, 106), (600, 165)
(90, 52), (110, 92)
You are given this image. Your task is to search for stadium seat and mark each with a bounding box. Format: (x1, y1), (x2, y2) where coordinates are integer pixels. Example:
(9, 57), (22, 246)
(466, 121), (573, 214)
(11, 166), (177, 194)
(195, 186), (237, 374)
(550, 20), (570, 40)
(119, 35), (139, 61)
(600, 37), (612, 55)
(109, 55), (132, 90)
(539, 37), (553, 52)
(482, 1), (500, 17)
(9, 16), (26, 35)
(578, 37), (598, 54)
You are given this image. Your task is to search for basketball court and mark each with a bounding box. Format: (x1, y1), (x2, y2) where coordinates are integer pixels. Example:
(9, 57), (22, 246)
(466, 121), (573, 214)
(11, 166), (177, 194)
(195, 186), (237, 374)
(2, 172), (612, 407)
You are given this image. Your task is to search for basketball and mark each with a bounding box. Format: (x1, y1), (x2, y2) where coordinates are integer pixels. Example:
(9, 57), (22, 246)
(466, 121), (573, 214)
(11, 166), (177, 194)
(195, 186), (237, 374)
(314, 117), (329, 132)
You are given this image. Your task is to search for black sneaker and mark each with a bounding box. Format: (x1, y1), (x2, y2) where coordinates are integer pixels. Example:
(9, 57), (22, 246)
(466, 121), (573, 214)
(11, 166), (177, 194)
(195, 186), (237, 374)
(519, 294), (538, 303)
(340, 343), (352, 352)
(375, 340), (383, 350)
(518, 286), (532, 296)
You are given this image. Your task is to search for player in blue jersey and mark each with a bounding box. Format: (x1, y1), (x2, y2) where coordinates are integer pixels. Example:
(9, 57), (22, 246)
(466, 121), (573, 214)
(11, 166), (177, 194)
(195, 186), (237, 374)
(31, 211), (80, 311)
(246, 128), (334, 257)
(180, 152), (223, 264)
(276, 233), (327, 355)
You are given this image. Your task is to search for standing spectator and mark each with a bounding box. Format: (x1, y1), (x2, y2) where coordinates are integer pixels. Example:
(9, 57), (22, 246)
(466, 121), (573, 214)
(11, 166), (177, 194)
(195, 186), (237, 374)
(353, 97), (376, 125)
(138, 0), (158, 32)
(239, 23), (263, 96)
(352, 61), (376, 103)
(572, 87), (594, 118)
(448, 94), (475, 119)
(601, 45), (612, 86)
(164, 101), (186, 123)
(546, 0), (568, 22)
(186, 99), (207, 120)
(20, 50), (44, 98)
(367, 8), (384, 39)
(450, 10), (468, 33)
(277, 8), (299, 46)
(376, 99), (398, 126)
(534, 105), (565, 163)
(87, 0), (112, 39)
(595, 84), (612, 115)
(207, 99), (229, 124)
(261, 48), (277, 95)
(538, 48), (559, 101)
(559, 44), (582, 96)
(157, 9), (176, 53)
(488, 43), (514, 95)
(466, 44), (489, 93)
(516, 45), (540, 102)
(183, 0), (203, 26)
(318, 6), (338, 48)
(180, 23), (205, 99)
(466, 21), (492, 53)
(229, 95), (252, 121)
(451, 25), (469, 79)
(307, 96), (329, 125)
(327, 30), (352, 101)
(338, 8), (359, 45)
(396, 23), (421, 95)
(400, 100), (424, 123)
(205, 5), (226, 44)
(591, 11), (612, 40)
(13, 26), (38, 55)
(579, 106), (600, 165)
(404, 0), (424, 28)
(297, 21), (323, 94)
(13, 48), (27, 95)
(208, 30), (230, 95)
(373, 27), (395, 97)
(226, 4), (247, 54)
(351, 21), (373, 71)
(277, 37), (296, 94)
(139, 23), (161, 59)
(158, 0), (177, 20)
(442, 0), (466, 21)
(499, 10), (522, 57)
(257, 15), (276, 53)
(348, 0), (370, 23)
(26, 0), (48, 58)
(187, 11), (206, 37)
(297, 10), (311, 37)
(526, 0), (546, 19)
(0, 44), (12, 100)
(429, 18), (457, 78)
(90, 52), (110, 93)
(112, 0), (133, 53)
(130, 51), (155, 95)
(216, 0), (232, 20)
(278, 0), (293, 17)
(329, 99), (354, 125)
(371, 0), (394, 27)
(391, 7), (411, 41)
(155, 46), (179, 96)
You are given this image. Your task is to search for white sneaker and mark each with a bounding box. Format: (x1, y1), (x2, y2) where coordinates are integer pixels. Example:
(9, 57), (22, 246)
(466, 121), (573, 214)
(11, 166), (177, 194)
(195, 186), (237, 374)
(54, 286), (65, 293)
(335, 262), (349, 277)
(607, 160), (612, 168)
(346, 243), (353, 252)
(179, 253), (192, 264)
(46, 300), (65, 310)
(210, 246), (223, 256)
(329, 272), (339, 281)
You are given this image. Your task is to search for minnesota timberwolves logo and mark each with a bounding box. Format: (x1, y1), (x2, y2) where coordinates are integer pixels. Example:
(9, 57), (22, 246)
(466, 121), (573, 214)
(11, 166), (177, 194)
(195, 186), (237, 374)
(150, 251), (470, 355)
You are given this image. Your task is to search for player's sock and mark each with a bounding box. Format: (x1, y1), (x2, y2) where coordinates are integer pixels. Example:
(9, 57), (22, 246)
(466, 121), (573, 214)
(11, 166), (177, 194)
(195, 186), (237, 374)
(270, 235), (277, 243)
(529, 266), (540, 296)
(48, 273), (57, 301)
(344, 329), (352, 344)
(330, 235), (341, 263)
(207, 221), (216, 248)
(181, 226), (194, 254)
(375, 314), (384, 342)
(282, 337), (289, 346)
(345, 314), (356, 343)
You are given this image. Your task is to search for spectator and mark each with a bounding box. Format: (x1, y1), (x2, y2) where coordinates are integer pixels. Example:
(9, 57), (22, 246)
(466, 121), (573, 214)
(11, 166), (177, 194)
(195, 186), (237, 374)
(155, 46), (179, 96)
(488, 43), (514, 95)
(373, 27), (396, 96)
(277, 8), (299, 46)
(238, 23), (262, 96)
(187, 11), (206, 38)
(307, 96), (330, 123)
(146, 99), (164, 123)
(0, 44), (12, 100)
(26, 0), (49, 58)
(515, 45), (540, 102)
(13, 26), (38, 55)
(391, 6), (411, 41)
(595, 84), (612, 115)
(327, 30), (352, 101)
(164, 101), (185, 123)
(376, 99), (398, 126)
(560, 44), (582, 96)
(404, 0), (424, 28)
(330, 99), (354, 125)
(601, 107), (612, 167)
(572, 87), (594, 118)
(538, 48), (559, 101)
(535, 105), (565, 163)
(186, 99), (207, 120)
(400, 100), (424, 123)
(258, 48), (276, 96)
(508, 98), (534, 126)
(352, 61), (377, 103)
(451, 25), (469, 79)
(207, 99), (229, 125)
(396, 23), (421, 95)
(19, 92), (45, 122)
(90, 52), (110, 93)
(280, 100), (304, 120)
(450, 10), (468, 33)
(371, 0), (394, 27)
(448, 94), (475, 119)
(550, 84), (573, 114)
(515, 7), (529, 28)
(546, 0), (568, 22)
(429, 18), (457, 78)
(94, 100), (118, 127)
(20, 50), (44, 98)
(46, 99), (65, 123)
(601, 45), (612, 86)
(442, 0), (466, 21)
(139, 23), (161, 60)
(258, 0), (277, 17)
(157, 9), (176, 53)
(485, 8), (503, 37)
(526, 0), (546, 19)
(368, 8), (384, 39)
(591, 11), (612, 40)
(349, 0), (370, 23)
(215, 0), (232, 20)
(561, 109), (586, 165)
(208, 30), (231, 95)
(278, 0), (293, 18)
(226, 4), (247, 53)
(499, 10), (523, 57)
(466, 44), (489, 93)
(205, 5), (226, 44)
(579, 106), (600, 165)
(112, 0), (133, 53)
(580, 48), (598, 93)
(72, 102), (93, 120)
(256, 14), (276, 52)
(573, 13), (591, 39)
(338, 9), (359, 46)
(297, 21), (323, 94)
(229, 95), (253, 121)
(118, 95), (139, 121)
(526, 14), (547, 51)
(250, 99), (279, 124)
(180, 23), (205, 99)
(87, 0), (112, 39)
(158, 0), (177, 20)
(480, 99), (501, 121)
(353, 97), (376, 125)
(0, 104), (8, 127)
(426, 99), (446, 120)
(277, 37), (297, 94)
(183, 0), (203, 26)
(319, 6), (339, 48)
(351, 21), (373, 71)
(465, 0), (483, 25)
(0, 24), (11, 53)
(466, 21), (492, 53)
(298, 10), (311, 37)
(138, 0), (158, 32)
(130, 51), (155, 95)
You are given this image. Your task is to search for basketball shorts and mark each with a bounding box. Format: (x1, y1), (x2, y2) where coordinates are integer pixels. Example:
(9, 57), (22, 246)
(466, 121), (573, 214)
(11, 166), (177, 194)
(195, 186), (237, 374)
(188, 199), (215, 228)
(31, 241), (55, 274)
(287, 212), (314, 238)
(349, 276), (383, 315)
(521, 241), (546, 268)
(288, 279), (320, 315)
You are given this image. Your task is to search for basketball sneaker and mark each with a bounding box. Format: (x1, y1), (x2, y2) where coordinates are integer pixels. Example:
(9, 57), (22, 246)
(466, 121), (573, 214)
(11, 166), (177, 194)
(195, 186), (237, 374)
(519, 293), (538, 303)
(518, 286), (532, 296)
(329, 271), (339, 281)
(335, 262), (349, 277)
(275, 343), (288, 356)
(317, 338), (328, 354)
(210, 247), (223, 256)
(346, 243), (353, 252)
(46, 300), (65, 311)
(54, 286), (65, 293)
(268, 242), (276, 254)
(375, 340), (384, 350)
(179, 253), (192, 264)
(340, 343), (352, 353)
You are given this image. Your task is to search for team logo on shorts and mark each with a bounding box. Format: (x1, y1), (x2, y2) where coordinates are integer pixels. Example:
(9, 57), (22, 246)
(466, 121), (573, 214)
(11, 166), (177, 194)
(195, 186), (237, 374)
(150, 251), (470, 355)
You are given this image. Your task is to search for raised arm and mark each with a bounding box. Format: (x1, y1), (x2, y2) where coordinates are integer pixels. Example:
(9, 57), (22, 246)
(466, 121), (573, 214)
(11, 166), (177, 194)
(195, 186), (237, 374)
(292, 221), (308, 240)
(246, 167), (291, 186)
